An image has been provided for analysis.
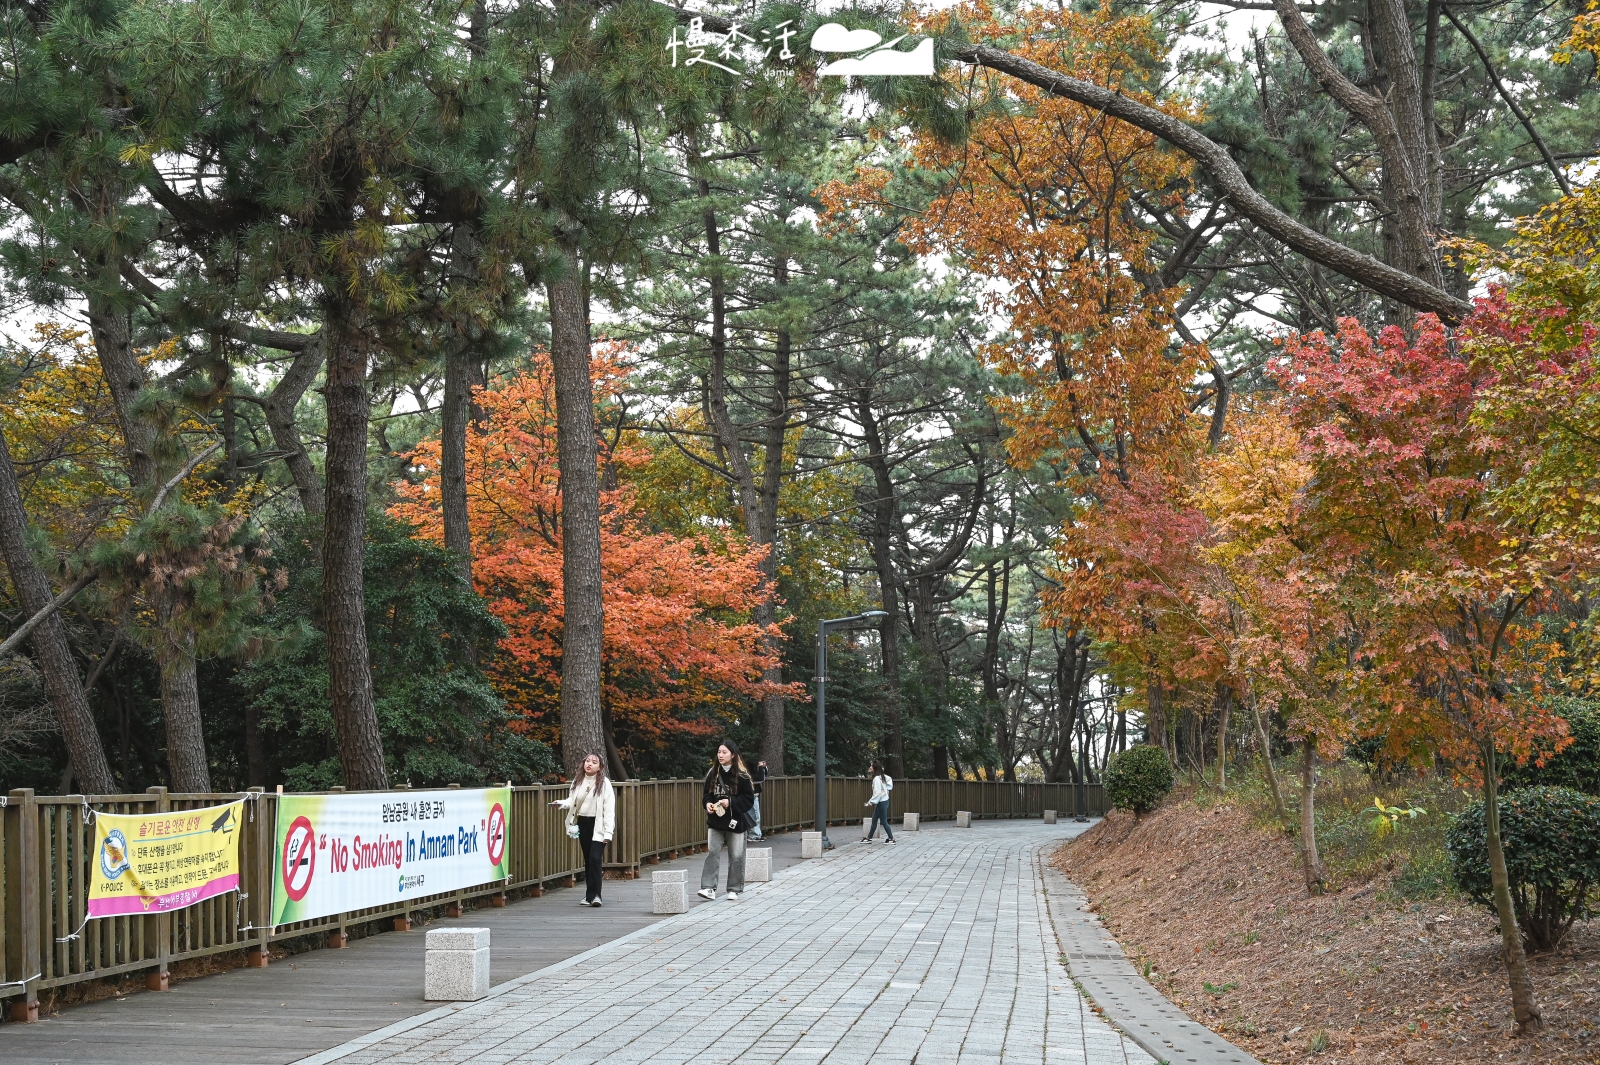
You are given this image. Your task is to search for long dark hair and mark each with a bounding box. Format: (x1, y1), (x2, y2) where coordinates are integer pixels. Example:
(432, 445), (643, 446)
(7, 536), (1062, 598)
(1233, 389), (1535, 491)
(575, 751), (607, 799)
(869, 759), (889, 785)
(704, 740), (750, 789)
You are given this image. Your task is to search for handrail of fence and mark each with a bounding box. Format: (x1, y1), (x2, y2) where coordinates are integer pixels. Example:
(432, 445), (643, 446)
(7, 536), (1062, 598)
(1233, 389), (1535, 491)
(0, 776), (1102, 1014)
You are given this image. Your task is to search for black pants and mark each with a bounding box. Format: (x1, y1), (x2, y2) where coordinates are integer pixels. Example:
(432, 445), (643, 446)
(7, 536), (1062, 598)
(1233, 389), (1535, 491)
(577, 815), (605, 901)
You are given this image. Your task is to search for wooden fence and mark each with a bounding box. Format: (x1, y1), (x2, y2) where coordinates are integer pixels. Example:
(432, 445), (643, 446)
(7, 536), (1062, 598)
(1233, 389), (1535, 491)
(0, 776), (1101, 1017)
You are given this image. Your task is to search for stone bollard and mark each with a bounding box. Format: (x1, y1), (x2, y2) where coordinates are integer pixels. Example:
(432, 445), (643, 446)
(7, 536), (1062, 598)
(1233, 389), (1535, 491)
(1043, 809), (1058, 825)
(425, 927), (490, 1001)
(652, 869), (687, 914)
(902, 812), (920, 831)
(955, 810), (972, 828)
(801, 830), (823, 858)
(862, 816), (873, 835)
(746, 848), (772, 883)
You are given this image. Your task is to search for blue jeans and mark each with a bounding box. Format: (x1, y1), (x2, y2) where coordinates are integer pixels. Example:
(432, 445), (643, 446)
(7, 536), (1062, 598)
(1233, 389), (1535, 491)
(868, 800), (894, 840)
(750, 795), (763, 838)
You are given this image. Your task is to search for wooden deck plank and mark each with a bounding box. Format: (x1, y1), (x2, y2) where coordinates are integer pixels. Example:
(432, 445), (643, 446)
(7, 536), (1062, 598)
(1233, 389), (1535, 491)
(0, 828), (808, 1064)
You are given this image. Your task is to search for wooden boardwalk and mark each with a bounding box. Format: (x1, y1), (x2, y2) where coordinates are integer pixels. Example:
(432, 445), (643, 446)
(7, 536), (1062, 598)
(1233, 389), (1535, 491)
(0, 829), (811, 1065)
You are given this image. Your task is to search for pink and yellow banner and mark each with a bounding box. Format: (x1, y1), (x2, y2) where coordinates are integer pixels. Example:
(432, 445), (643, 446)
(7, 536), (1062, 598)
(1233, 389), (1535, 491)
(88, 800), (243, 917)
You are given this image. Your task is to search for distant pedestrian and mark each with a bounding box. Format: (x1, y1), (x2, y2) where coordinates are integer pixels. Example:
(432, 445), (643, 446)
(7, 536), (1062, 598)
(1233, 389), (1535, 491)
(862, 760), (895, 844)
(748, 758), (769, 841)
(551, 753), (615, 907)
(698, 741), (755, 901)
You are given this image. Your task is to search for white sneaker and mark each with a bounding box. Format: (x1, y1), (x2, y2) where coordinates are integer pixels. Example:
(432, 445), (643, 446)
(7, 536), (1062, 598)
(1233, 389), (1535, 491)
(726, 892), (740, 901)
(697, 888), (716, 901)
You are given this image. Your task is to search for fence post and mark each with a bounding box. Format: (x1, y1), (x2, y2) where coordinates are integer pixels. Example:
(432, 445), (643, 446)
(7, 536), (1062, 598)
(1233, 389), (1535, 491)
(532, 785), (545, 897)
(144, 787), (171, 991)
(246, 788), (275, 961)
(4, 788), (39, 1022)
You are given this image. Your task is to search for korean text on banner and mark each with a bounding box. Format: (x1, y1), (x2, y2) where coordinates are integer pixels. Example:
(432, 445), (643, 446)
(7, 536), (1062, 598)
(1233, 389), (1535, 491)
(88, 800), (244, 917)
(271, 788), (511, 926)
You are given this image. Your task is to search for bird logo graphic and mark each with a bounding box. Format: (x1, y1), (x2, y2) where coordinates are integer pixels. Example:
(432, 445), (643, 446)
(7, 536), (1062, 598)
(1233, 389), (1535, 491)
(810, 22), (934, 77)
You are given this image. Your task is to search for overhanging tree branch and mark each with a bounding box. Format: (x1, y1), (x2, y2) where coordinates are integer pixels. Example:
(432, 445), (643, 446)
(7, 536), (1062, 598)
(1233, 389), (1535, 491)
(661, 5), (1470, 318)
(944, 44), (1471, 319)
(0, 439), (222, 658)
(1442, 5), (1572, 196)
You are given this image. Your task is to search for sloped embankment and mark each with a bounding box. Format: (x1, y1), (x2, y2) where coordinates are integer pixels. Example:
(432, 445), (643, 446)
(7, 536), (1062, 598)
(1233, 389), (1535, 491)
(1055, 800), (1600, 1065)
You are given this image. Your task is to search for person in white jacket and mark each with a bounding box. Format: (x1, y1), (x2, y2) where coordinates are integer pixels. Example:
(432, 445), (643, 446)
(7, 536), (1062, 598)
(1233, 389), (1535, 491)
(551, 753), (615, 906)
(862, 760), (896, 844)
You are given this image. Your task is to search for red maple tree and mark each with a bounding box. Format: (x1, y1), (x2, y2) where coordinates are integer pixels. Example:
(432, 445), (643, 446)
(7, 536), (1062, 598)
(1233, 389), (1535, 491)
(391, 348), (794, 764)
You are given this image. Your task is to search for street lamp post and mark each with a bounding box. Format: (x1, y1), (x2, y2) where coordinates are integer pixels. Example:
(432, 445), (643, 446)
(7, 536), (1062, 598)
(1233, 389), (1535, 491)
(815, 611), (888, 850)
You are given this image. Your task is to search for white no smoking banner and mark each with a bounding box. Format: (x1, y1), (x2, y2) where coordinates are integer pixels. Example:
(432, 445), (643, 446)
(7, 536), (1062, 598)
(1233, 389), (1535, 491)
(270, 788), (512, 925)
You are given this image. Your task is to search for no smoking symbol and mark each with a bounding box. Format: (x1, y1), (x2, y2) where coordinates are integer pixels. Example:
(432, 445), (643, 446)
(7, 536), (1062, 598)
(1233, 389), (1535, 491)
(282, 815), (316, 901)
(486, 803), (506, 867)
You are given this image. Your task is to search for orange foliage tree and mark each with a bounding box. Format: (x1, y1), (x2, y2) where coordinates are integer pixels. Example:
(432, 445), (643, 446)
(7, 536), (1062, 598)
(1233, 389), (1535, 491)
(391, 349), (793, 767)
(822, 1), (1203, 478)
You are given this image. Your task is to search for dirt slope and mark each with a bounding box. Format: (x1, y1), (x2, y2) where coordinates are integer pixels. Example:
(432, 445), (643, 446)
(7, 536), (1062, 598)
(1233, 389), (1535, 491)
(1056, 801), (1600, 1065)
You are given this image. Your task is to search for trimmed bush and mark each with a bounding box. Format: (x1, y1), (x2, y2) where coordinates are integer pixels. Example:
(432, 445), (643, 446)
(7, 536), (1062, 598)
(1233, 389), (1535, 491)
(1103, 745), (1175, 817)
(1500, 696), (1600, 796)
(1445, 785), (1600, 952)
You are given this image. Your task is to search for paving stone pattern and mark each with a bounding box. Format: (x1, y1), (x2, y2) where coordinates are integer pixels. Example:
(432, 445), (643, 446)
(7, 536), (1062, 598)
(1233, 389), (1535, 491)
(1043, 863), (1263, 1065)
(305, 822), (1154, 1065)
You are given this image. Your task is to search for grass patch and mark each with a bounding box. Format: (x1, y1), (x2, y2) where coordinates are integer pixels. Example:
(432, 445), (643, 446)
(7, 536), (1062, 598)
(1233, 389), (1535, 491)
(1174, 758), (1474, 901)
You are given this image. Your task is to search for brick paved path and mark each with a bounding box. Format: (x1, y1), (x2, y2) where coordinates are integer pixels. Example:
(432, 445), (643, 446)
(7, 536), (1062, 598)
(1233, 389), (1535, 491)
(306, 822), (1153, 1065)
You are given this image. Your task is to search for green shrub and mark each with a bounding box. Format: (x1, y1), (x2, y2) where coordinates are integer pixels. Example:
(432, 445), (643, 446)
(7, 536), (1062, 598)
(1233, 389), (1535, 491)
(1445, 785), (1600, 951)
(1500, 696), (1600, 795)
(1103, 745), (1175, 817)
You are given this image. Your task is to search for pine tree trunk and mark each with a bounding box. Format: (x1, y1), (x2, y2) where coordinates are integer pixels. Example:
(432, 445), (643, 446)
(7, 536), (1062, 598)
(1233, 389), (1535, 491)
(694, 164), (792, 776)
(87, 292), (211, 790)
(321, 298), (388, 790)
(441, 341), (475, 582)
(261, 335), (326, 516)
(1482, 740), (1543, 1033)
(545, 264), (605, 776)
(856, 390), (905, 778)
(756, 275), (793, 776)
(156, 616), (210, 792)
(0, 426), (115, 794)
(1298, 736), (1327, 893)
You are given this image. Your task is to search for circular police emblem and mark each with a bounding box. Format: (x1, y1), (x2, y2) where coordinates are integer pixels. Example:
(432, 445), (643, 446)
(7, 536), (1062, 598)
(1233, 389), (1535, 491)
(100, 829), (131, 880)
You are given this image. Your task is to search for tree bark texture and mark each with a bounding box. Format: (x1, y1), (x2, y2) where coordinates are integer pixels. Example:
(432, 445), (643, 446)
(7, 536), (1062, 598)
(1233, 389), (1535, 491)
(545, 264), (606, 777)
(261, 334), (326, 516)
(1250, 695), (1291, 830)
(154, 613), (210, 792)
(855, 388), (905, 778)
(695, 177), (793, 775)
(0, 425), (115, 794)
(321, 297), (389, 790)
(441, 339), (476, 582)
(1482, 740), (1543, 1033)
(87, 291), (212, 791)
(1298, 736), (1327, 893)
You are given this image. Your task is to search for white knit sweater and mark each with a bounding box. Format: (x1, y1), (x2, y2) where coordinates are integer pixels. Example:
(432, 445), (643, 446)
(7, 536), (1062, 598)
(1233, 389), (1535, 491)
(559, 776), (616, 842)
(867, 774), (894, 805)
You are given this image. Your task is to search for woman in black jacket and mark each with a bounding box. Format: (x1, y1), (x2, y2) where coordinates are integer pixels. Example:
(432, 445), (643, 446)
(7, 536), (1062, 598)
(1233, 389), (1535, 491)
(698, 740), (755, 901)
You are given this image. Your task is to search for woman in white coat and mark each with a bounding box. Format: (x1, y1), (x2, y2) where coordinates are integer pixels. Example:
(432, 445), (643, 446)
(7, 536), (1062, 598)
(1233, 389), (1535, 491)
(551, 753), (615, 906)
